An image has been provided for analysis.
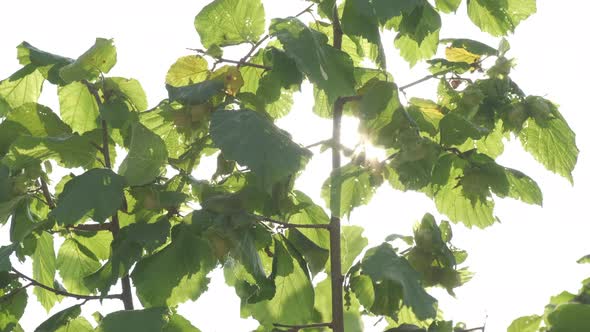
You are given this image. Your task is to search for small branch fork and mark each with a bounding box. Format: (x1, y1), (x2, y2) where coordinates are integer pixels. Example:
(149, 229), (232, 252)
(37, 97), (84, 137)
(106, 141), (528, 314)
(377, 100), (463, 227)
(11, 268), (122, 301)
(190, 3), (315, 71)
(273, 322), (332, 331)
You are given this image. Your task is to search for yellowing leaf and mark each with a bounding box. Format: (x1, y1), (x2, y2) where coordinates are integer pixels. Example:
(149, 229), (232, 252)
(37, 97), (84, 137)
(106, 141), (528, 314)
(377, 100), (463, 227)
(445, 47), (480, 64)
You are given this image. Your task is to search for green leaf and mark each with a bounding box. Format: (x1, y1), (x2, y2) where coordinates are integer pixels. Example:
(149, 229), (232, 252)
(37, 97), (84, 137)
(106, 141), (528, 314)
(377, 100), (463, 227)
(166, 55), (209, 87)
(166, 80), (224, 105)
(287, 228), (328, 277)
(16, 41), (73, 84)
(164, 314), (202, 332)
(507, 315), (542, 332)
(341, 226), (369, 273)
(270, 18), (356, 104)
(3, 135), (96, 171)
(85, 219), (169, 293)
(287, 190), (330, 254)
(394, 3), (441, 66)
(372, 0), (424, 24)
(547, 304), (590, 332)
(51, 169), (126, 225)
(59, 38), (117, 83)
(435, 0), (461, 13)
(440, 38), (498, 56)
(243, 237), (314, 326)
(0, 279), (27, 332)
(518, 105), (578, 183)
(118, 122), (168, 186)
(72, 231), (112, 261)
(96, 308), (169, 332)
(467, 0), (536, 36)
(0, 65), (44, 109)
(577, 255), (590, 264)
(498, 168), (542, 205)
(5, 103), (71, 137)
(131, 223), (216, 307)
(57, 82), (99, 134)
(211, 109), (311, 190)
(322, 162), (379, 218)
(54, 318), (93, 332)
(103, 77), (148, 111)
(34, 304), (81, 332)
(342, 0), (378, 42)
(32, 232), (60, 311)
(194, 0), (265, 48)
(440, 112), (488, 146)
(0, 245), (14, 272)
(432, 154), (496, 228)
(361, 243), (437, 320)
(56, 238), (101, 295)
(313, 278), (364, 331)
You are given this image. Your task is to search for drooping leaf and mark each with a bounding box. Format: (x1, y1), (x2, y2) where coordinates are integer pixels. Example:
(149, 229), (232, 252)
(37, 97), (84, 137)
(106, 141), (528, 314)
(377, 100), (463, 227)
(56, 238), (101, 295)
(518, 105), (578, 183)
(361, 243), (437, 320)
(32, 232), (60, 311)
(313, 278), (364, 331)
(118, 122), (168, 186)
(270, 17), (356, 104)
(59, 38), (117, 83)
(286, 228), (328, 277)
(0, 65), (44, 109)
(243, 237), (314, 326)
(166, 56), (209, 87)
(341, 225), (369, 273)
(103, 77), (148, 111)
(4, 103), (71, 137)
(96, 308), (169, 332)
(0, 245), (14, 272)
(394, 3), (441, 66)
(194, 0), (265, 48)
(16, 41), (74, 84)
(51, 169), (125, 225)
(0, 278), (27, 331)
(166, 80), (224, 105)
(131, 223), (216, 307)
(57, 82), (99, 134)
(210, 109), (311, 190)
(322, 162), (380, 218)
(467, 0), (536, 36)
(34, 304), (82, 332)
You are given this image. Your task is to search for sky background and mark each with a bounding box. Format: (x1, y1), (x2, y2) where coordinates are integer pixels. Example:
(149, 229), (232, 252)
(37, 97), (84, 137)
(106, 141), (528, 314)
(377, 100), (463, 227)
(1, 1), (589, 331)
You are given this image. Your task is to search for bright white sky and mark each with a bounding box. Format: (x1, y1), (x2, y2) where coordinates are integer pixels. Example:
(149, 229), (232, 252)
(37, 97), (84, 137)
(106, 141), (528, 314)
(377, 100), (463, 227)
(1, 1), (589, 331)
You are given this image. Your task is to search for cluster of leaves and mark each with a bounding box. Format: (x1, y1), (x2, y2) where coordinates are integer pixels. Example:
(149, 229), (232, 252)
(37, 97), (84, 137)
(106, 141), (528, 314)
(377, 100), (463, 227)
(0, 0), (579, 331)
(507, 255), (590, 332)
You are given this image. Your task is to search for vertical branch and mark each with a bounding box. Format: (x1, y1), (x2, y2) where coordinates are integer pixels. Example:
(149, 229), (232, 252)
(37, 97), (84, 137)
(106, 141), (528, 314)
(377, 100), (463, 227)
(329, 5), (345, 332)
(88, 81), (134, 311)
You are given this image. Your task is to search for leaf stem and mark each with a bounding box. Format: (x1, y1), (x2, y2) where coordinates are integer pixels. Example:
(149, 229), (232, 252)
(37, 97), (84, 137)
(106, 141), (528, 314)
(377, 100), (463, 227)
(399, 68), (453, 93)
(11, 268), (122, 301)
(273, 322), (332, 331)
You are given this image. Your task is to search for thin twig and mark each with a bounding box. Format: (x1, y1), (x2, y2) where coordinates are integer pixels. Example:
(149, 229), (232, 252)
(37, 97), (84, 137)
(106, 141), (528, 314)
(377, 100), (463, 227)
(38, 178), (55, 210)
(273, 322), (332, 331)
(253, 215), (330, 230)
(399, 68), (453, 93)
(68, 223), (113, 232)
(237, 3), (315, 68)
(11, 268), (122, 301)
(187, 49), (271, 70)
(0, 282), (32, 303)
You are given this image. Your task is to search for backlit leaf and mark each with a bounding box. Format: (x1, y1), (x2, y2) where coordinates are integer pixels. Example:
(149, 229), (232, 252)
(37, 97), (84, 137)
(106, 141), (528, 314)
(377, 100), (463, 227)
(118, 122), (168, 186)
(166, 55), (209, 87)
(467, 0), (536, 36)
(58, 82), (99, 134)
(32, 232), (60, 311)
(51, 169), (125, 225)
(194, 0), (265, 48)
(96, 308), (169, 332)
(59, 38), (117, 83)
(0, 65), (44, 109)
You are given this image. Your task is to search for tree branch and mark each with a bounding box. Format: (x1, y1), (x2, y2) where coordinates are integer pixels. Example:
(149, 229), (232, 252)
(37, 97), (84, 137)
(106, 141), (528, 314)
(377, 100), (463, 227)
(253, 215), (330, 230)
(186, 49), (272, 70)
(11, 268), (122, 301)
(0, 282), (32, 303)
(68, 223), (113, 232)
(38, 178), (55, 210)
(329, 5), (345, 331)
(273, 322), (332, 331)
(399, 68), (453, 93)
